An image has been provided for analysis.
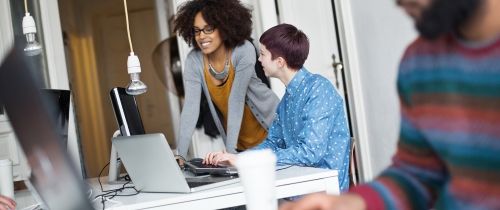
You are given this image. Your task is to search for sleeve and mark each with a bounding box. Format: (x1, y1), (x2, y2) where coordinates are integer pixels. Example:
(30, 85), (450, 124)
(274, 81), (341, 166)
(252, 107), (285, 152)
(349, 64), (447, 210)
(225, 41), (256, 153)
(176, 52), (203, 157)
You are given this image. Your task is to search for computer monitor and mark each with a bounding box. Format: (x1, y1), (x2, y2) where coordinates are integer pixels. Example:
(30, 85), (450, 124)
(42, 89), (70, 147)
(109, 87), (145, 136)
(0, 44), (93, 209)
(108, 88), (146, 183)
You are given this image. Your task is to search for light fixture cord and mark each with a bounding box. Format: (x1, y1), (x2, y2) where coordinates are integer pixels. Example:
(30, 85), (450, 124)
(24, 0), (28, 13)
(123, 0), (134, 53)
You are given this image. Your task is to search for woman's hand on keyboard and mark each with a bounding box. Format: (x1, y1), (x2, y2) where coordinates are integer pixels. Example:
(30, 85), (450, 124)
(203, 151), (236, 166)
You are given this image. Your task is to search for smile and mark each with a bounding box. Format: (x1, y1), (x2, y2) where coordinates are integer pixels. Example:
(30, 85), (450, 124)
(199, 41), (211, 49)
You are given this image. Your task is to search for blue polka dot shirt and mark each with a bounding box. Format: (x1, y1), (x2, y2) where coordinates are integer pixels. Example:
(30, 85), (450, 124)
(253, 68), (351, 192)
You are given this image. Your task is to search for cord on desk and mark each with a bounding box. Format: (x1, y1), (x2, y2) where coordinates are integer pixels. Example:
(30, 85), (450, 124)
(97, 162), (110, 192)
(276, 165), (294, 171)
(94, 162), (141, 210)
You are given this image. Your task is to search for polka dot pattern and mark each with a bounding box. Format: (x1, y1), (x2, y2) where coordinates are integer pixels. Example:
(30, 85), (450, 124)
(253, 68), (351, 191)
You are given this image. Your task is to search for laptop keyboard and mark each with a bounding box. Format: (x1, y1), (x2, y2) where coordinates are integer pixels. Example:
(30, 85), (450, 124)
(188, 159), (225, 168)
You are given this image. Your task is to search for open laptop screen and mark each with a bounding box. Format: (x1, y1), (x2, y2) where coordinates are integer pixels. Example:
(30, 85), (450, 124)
(0, 44), (92, 210)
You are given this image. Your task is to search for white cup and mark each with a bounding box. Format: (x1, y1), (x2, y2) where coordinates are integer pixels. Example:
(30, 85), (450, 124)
(0, 159), (14, 199)
(235, 149), (277, 210)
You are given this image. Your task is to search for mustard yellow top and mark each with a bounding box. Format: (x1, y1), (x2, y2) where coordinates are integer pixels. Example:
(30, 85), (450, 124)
(204, 60), (267, 150)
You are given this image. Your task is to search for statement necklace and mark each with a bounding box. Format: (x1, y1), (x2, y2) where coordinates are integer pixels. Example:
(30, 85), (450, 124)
(208, 54), (229, 80)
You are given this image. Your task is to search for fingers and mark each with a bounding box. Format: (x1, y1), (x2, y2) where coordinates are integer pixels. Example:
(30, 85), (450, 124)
(202, 151), (236, 166)
(278, 193), (332, 210)
(216, 154), (236, 166)
(278, 193), (366, 210)
(279, 200), (293, 210)
(214, 154), (227, 166)
(203, 151), (223, 165)
(0, 196), (16, 210)
(203, 152), (214, 164)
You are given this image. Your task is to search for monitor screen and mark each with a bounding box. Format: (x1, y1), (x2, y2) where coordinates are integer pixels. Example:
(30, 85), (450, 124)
(109, 87), (145, 136)
(42, 89), (70, 147)
(0, 44), (93, 210)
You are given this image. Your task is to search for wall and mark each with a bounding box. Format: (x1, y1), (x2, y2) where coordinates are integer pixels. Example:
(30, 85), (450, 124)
(348, 1), (416, 177)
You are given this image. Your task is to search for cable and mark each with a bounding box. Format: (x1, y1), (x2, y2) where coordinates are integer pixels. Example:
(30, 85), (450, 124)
(275, 162), (299, 171)
(97, 162), (110, 192)
(94, 162), (140, 210)
(24, 0), (28, 13)
(123, 0), (134, 53)
(94, 181), (140, 210)
(276, 165), (294, 171)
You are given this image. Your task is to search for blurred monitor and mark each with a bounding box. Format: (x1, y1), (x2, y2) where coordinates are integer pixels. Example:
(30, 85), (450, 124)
(109, 87), (145, 136)
(42, 89), (70, 147)
(0, 44), (92, 209)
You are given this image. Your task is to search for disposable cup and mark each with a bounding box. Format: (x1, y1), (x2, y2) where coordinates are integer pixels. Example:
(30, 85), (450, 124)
(235, 149), (277, 210)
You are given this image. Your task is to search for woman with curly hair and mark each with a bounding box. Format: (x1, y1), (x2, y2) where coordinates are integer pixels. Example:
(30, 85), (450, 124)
(173, 0), (279, 158)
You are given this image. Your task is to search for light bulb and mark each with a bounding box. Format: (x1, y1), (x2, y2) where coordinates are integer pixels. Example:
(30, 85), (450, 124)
(126, 73), (147, 95)
(22, 13), (42, 56)
(126, 53), (147, 95)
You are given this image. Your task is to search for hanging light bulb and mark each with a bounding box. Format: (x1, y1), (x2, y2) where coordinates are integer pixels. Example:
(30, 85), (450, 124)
(123, 0), (147, 95)
(126, 52), (147, 95)
(22, 12), (42, 56)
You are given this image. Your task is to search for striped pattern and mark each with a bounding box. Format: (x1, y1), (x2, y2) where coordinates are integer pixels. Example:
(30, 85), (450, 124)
(351, 35), (500, 210)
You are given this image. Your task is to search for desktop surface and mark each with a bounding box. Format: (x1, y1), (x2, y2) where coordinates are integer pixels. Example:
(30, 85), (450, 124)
(89, 166), (339, 210)
(14, 166), (339, 209)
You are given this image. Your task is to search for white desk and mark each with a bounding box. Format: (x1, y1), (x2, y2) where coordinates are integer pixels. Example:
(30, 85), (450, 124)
(90, 166), (339, 210)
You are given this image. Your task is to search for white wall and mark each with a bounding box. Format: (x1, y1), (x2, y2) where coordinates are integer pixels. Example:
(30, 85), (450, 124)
(348, 1), (416, 177)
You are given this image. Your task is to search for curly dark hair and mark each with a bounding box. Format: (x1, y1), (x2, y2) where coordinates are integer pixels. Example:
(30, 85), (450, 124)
(173, 0), (252, 50)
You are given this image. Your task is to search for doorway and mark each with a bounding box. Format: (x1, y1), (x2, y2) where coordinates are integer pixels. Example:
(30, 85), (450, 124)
(59, 0), (175, 177)
(273, 0), (359, 185)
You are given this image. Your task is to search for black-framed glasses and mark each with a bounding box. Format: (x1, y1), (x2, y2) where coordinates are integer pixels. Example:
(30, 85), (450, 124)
(193, 25), (216, 36)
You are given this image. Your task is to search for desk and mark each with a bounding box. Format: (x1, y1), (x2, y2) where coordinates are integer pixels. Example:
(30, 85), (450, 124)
(91, 166), (339, 210)
(14, 166), (338, 209)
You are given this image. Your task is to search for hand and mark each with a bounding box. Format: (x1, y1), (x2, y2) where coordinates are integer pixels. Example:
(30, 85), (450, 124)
(175, 156), (185, 168)
(279, 193), (366, 210)
(0, 195), (16, 210)
(203, 151), (237, 166)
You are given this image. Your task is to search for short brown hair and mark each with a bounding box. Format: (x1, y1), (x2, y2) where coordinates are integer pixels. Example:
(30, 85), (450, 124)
(259, 24), (309, 70)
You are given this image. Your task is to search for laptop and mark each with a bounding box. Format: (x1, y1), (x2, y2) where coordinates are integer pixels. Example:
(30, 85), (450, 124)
(112, 133), (239, 193)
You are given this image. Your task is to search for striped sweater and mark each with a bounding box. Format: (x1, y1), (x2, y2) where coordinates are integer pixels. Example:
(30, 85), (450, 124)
(351, 35), (500, 210)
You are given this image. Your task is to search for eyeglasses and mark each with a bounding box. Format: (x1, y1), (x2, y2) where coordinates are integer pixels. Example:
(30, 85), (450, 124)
(193, 25), (216, 36)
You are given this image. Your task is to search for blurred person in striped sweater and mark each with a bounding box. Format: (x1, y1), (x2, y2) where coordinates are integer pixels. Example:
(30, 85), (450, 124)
(280, 0), (500, 209)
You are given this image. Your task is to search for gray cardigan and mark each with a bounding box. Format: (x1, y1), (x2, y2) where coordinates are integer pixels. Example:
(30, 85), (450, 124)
(177, 40), (280, 157)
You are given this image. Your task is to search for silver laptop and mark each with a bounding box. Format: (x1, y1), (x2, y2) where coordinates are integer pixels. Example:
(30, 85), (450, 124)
(112, 133), (239, 193)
